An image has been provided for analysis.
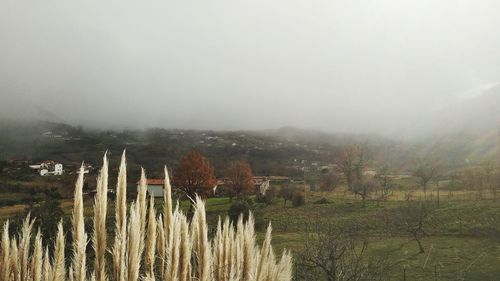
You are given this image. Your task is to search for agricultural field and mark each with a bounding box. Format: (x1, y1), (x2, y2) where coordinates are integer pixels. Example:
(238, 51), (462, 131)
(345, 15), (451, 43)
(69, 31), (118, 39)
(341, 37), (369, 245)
(200, 190), (500, 280)
(1, 183), (500, 281)
(261, 193), (500, 280)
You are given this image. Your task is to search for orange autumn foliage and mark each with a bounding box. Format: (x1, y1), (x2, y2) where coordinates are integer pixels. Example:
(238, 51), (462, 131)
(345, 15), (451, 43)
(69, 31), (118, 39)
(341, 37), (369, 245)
(227, 160), (255, 197)
(173, 150), (217, 198)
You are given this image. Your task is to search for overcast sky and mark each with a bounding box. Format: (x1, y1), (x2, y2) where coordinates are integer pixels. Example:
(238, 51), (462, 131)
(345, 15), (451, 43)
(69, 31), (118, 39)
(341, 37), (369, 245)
(1, 0), (499, 134)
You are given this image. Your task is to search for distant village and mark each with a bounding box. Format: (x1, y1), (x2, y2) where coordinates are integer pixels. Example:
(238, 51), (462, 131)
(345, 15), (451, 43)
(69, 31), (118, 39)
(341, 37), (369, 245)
(27, 160), (92, 176)
(9, 156), (393, 201)
(0, 125), (419, 203)
(3, 157), (296, 199)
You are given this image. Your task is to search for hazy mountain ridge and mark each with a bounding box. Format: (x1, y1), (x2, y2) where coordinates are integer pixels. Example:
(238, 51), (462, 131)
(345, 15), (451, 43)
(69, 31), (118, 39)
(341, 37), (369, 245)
(0, 118), (497, 173)
(430, 84), (500, 135)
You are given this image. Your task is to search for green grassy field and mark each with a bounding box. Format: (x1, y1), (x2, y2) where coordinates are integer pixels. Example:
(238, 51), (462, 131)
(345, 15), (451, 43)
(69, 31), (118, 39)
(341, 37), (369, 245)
(1, 188), (500, 280)
(195, 191), (500, 281)
(138, 189), (500, 281)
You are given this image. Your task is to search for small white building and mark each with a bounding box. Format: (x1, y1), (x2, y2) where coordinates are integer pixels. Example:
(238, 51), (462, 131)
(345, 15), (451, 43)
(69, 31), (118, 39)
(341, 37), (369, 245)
(30, 160), (64, 176)
(137, 179), (165, 197)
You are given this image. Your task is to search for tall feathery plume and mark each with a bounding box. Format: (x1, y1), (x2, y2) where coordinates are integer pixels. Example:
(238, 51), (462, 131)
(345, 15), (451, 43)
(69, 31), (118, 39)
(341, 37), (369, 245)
(227, 220), (238, 281)
(256, 224), (273, 281)
(144, 196), (157, 279)
(193, 196), (212, 281)
(68, 266), (74, 281)
(235, 216), (246, 281)
(178, 213), (191, 281)
(138, 168), (148, 231)
(72, 164), (87, 281)
(213, 218), (223, 281)
(273, 250), (293, 281)
(243, 213), (256, 281)
(31, 229), (43, 281)
(0, 152), (293, 281)
(1, 221), (10, 281)
(266, 248), (277, 281)
(52, 222), (66, 281)
(116, 150), (128, 231)
(222, 218), (232, 281)
(163, 166), (173, 233)
(214, 217), (236, 281)
(125, 203), (143, 281)
(162, 166), (173, 279)
(165, 210), (181, 281)
(42, 247), (52, 281)
(10, 238), (19, 281)
(19, 215), (34, 281)
(93, 153), (109, 281)
(137, 168), (148, 272)
(156, 216), (166, 280)
(189, 202), (199, 276)
(113, 151), (127, 281)
(163, 166), (173, 240)
(253, 252), (261, 281)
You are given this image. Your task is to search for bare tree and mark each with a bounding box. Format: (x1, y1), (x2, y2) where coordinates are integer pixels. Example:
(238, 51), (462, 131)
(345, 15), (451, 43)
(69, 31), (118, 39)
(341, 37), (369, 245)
(462, 166), (486, 199)
(353, 145), (369, 182)
(334, 146), (357, 191)
(298, 225), (390, 281)
(334, 144), (369, 191)
(448, 169), (460, 190)
(352, 179), (377, 208)
(279, 184), (295, 207)
(413, 158), (440, 197)
(375, 165), (395, 201)
(400, 203), (434, 254)
(320, 170), (340, 192)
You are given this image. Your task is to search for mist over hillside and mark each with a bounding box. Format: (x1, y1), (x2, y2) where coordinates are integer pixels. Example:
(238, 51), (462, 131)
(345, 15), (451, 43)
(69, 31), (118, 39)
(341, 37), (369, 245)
(0, 117), (497, 176)
(430, 84), (500, 134)
(2, 84), (499, 139)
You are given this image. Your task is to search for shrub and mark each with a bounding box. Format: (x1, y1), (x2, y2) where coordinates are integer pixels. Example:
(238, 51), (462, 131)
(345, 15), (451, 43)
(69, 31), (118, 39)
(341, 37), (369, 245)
(26, 197), (64, 239)
(264, 187), (276, 202)
(320, 172), (339, 192)
(279, 185), (295, 207)
(292, 191), (305, 207)
(215, 184), (236, 199)
(228, 199), (252, 223)
(313, 197), (331, 204)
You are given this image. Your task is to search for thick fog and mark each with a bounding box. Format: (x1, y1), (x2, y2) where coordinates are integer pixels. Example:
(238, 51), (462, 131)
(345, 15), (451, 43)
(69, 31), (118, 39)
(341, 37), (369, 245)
(1, 0), (499, 135)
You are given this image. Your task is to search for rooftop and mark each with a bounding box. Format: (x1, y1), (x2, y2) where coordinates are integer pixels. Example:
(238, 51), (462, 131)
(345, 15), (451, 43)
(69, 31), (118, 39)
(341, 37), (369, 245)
(136, 179), (164, 185)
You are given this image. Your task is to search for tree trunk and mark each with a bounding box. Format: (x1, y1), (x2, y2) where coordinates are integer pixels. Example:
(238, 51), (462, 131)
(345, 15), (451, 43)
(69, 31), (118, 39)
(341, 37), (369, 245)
(414, 234), (425, 253)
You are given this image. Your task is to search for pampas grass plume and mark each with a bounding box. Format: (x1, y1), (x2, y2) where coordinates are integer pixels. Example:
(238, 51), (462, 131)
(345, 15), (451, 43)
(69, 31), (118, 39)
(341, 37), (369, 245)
(0, 152), (292, 281)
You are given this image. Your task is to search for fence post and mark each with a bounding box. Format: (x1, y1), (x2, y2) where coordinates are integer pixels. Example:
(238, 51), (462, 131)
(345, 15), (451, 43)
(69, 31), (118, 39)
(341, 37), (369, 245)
(434, 264), (438, 281)
(437, 187), (440, 207)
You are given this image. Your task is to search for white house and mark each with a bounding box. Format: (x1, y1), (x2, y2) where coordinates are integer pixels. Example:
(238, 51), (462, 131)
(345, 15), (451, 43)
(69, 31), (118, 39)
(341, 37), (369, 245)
(30, 160), (64, 176)
(137, 179), (165, 197)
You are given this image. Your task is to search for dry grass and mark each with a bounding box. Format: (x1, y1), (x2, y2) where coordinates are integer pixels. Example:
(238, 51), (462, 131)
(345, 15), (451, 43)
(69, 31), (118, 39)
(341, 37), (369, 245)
(0, 152), (292, 281)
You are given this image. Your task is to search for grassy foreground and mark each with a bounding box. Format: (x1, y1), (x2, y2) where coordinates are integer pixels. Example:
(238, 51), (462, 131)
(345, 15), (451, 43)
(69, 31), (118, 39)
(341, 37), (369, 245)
(1, 186), (500, 280)
(0, 155), (293, 281)
(200, 192), (500, 281)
